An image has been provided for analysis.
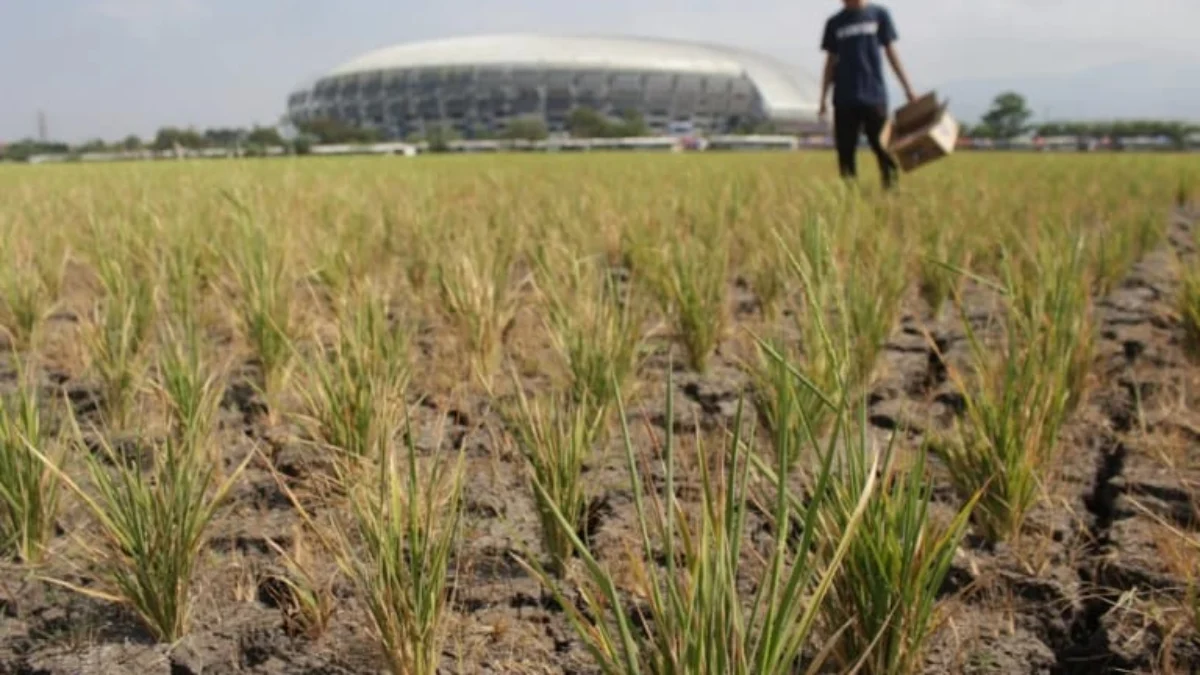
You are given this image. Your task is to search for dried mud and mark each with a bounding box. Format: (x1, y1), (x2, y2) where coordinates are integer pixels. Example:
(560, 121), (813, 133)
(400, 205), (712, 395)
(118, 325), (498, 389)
(2, 207), (1199, 674)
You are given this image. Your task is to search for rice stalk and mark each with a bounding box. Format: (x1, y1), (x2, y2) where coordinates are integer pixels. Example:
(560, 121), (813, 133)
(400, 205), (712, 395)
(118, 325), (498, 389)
(334, 417), (466, 675)
(85, 258), (155, 430)
(0, 359), (63, 564)
(153, 320), (224, 465)
(818, 432), (977, 675)
(533, 245), (645, 412)
(1179, 266), (1200, 359)
(523, 364), (877, 674)
(29, 411), (252, 642)
(227, 220), (297, 406)
(264, 525), (338, 640)
(505, 385), (605, 577)
(434, 233), (521, 383)
(294, 286), (410, 460)
(660, 233), (730, 374)
(930, 236), (1090, 544)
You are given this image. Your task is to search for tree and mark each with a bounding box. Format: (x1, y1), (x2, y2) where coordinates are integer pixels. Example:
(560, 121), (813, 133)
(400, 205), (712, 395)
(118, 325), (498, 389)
(78, 138), (109, 153)
(203, 128), (244, 147)
(1, 139), (70, 162)
(502, 117), (549, 141)
(980, 92), (1033, 140)
(730, 119), (778, 135)
(1028, 119), (1193, 147)
(291, 134), (316, 155)
(153, 127), (204, 151)
(295, 117), (380, 144)
(246, 126), (284, 147)
(566, 107), (611, 138)
(421, 124), (461, 152)
(611, 110), (648, 137)
(468, 124), (496, 140)
(564, 107), (651, 138)
(122, 135), (143, 151)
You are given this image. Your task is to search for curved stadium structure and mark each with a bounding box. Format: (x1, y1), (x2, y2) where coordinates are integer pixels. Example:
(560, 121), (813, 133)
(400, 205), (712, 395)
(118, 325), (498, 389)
(285, 33), (822, 139)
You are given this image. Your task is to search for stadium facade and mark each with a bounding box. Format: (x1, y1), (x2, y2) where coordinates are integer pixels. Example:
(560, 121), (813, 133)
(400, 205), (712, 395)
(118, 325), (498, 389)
(284, 33), (823, 139)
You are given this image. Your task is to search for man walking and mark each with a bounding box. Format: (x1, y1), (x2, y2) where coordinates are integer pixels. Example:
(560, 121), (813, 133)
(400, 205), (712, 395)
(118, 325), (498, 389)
(819, 1), (917, 189)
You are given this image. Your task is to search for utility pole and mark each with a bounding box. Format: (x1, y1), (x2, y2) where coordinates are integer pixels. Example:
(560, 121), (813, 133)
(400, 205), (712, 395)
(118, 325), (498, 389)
(37, 110), (48, 141)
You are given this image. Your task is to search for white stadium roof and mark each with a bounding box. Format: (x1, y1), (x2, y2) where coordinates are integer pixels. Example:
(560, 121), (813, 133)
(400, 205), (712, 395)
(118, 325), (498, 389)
(322, 33), (820, 121)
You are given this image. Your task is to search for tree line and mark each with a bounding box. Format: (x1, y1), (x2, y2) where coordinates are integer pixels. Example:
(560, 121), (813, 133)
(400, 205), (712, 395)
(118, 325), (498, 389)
(1, 125), (292, 162)
(0, 108), (663, 161)
(6, 95), (1196, 161)
(411, 108), (652, 149)
(963, 91), (1199, 145)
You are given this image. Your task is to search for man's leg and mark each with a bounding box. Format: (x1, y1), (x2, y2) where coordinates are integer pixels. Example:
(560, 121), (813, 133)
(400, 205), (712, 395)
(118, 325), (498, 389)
(863, 104), (899, 189)
(832, 106), (861, 180)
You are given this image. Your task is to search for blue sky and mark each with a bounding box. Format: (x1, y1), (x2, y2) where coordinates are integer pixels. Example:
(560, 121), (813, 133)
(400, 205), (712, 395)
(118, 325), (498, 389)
(3, 0), (1198, 142)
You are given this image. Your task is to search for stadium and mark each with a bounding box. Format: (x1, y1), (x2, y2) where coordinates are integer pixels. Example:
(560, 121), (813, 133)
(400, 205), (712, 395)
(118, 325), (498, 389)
(284, 33), (823, 140)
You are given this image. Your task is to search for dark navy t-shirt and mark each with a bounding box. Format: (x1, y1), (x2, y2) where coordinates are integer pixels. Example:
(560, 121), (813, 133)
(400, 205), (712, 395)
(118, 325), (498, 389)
(821, 4), (898, 108)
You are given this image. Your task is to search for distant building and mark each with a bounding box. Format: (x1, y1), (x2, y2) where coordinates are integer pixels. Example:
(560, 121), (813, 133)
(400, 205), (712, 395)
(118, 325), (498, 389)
(284, 33), (824, 139)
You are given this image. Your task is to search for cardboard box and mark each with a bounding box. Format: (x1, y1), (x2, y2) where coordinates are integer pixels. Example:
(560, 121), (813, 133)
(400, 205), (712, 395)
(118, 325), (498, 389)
(881, 92), (960, 172)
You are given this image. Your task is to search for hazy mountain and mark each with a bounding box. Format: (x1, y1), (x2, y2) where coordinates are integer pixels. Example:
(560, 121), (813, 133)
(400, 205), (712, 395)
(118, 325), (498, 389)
(926, 60), (1200, 126)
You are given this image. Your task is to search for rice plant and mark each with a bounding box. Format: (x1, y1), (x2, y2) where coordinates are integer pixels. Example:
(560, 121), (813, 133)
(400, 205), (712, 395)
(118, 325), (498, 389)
(533, 245), (645, 411)
(264, 526), (338, 640)
(918, 224), (970, 318)
(749, 230), (855, 466)
(751, 313), (844, 468)
(0, 253), (54, 352)
(85, 257), (156, 430)
(270, 390), (463, 672)
(308, 207), (387, 301)
(817, 432), (977, 675)
(745, 241), (788, 321)
(750, 236), (974, 672)
(434, 232), (521, 382)
(31, 412), (253, 642)
(1179, 266), (1200, 358)
(842, 238), (908, 393)
(752, 331), (974, 673)
(1090, 207), (1166, 297)
(334, 419), (466, 675)
(159, 227), (214, 339)
(523, 365), (875, 674)
(3, 150), (1198, 674)
(658, 232), (730, 374)
(930, 238), (1091, 545)
(227, 219), (297, 406)
(153, 320), (225, 464)
(505, 385), (605, 576)
(1006, 232), (1095, 416)
(295, 286), (410, 460)
(0, 360), (63, 564)
(1177, 170), (1195, 209)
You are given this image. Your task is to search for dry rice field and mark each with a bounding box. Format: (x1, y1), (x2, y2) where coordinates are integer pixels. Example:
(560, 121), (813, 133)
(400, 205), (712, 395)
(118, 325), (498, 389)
(0, 152), (1199, 674)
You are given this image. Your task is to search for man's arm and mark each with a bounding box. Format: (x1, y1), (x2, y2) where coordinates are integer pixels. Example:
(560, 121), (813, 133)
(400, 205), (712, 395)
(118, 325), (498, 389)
(818, 19), (837, 119)
(819, 52), (837, 118)
(878, 10), (916, 102)
(884, 44), (917, 103)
